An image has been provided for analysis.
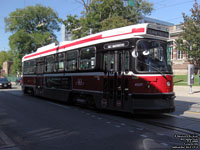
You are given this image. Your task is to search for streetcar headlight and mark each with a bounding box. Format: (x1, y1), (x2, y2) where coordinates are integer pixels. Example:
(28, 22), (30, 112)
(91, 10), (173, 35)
(167, 81), (171, 87)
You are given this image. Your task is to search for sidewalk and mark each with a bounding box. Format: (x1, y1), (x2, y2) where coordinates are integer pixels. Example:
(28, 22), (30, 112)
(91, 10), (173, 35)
(174, 85), (200, 114)
(174, 85), (200, 98)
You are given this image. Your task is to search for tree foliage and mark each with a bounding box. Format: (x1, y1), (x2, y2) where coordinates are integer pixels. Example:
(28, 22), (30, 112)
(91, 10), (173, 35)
(176, 0), (200, 66)
(64, 0), (153, 39)
(5, 4), (61, 74)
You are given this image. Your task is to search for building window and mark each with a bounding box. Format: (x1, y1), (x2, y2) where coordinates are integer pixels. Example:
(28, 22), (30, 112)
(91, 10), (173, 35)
(66, 51), (78, 71)
(177, 50), (183, 60)
(80, 47), (96, 70)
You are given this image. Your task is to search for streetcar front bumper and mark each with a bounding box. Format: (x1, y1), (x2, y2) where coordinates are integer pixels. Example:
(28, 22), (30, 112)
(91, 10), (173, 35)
(130, 93), (175, 113)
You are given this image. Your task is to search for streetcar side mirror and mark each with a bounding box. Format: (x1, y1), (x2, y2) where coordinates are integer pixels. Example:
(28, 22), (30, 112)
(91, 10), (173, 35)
(131, 49), (138, 58)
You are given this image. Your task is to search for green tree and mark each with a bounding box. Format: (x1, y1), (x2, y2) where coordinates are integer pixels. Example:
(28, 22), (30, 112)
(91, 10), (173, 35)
(64, 0), (153, 39)
(5, 4), (61, 74)
(176, 0), (200, 66)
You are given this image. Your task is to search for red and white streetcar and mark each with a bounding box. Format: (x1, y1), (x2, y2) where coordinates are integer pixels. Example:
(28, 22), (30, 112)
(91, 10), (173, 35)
(22, 23), (175, 113)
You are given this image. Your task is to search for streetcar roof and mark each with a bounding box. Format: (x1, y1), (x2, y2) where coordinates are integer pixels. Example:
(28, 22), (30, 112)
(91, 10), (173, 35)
(22, 23), (169, 62)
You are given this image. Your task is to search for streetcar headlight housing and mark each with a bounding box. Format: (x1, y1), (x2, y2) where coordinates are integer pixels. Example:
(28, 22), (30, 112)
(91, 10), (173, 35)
(167, 81), (171, 87)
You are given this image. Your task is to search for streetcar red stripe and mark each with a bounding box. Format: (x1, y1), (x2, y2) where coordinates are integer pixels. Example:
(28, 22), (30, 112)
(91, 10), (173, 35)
(132, 28), (145, 33)
(24, 35), (102, 59)
(24, 28), (144, 59)
(60, 35), (103, 49)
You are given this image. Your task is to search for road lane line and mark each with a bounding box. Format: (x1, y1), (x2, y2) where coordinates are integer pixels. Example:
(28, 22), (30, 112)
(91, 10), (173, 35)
(0, 130), (20, 150)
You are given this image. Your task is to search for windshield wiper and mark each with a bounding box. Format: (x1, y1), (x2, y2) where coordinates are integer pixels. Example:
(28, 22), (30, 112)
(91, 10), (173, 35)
(137, 60), (169, 82)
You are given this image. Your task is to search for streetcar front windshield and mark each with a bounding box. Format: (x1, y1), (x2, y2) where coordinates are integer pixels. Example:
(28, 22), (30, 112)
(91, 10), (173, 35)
(136, 39), (172, 73)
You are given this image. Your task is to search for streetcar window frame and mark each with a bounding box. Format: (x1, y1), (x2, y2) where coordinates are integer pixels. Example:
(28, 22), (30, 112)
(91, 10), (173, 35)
(46, 77), (71, 89)
(23, 60), (36, 75)
(79, 46), (96, 70)
(23, 61), (29, 75)
(29, 60), (36, 74)
(134, 39), (170, 74)
(103, 52), (115, 72)
(55, 53), (65, 72)
(46, 55), (55, 73)
(36, 58), (44, 74)
(65, 50), (78, 71)
(103, 50), (130, 73)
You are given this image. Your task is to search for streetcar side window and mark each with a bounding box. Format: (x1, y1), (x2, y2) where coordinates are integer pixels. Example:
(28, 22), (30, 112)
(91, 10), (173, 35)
(46, 55), (54, 73)
(80, 47), (96, 70)
(23, 60), (35, 74)
(55, 53), (65, 72)
(46, 77), (71, 89)
(23, 61), (29, 74)
(66, 51), (78, 71)
(29, 60), (36, 74)
(36, 58), (44, 74)
(46, 77), (60, 89)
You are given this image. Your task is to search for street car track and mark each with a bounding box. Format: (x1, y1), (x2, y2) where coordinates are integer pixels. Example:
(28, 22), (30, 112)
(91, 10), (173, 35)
(134, 117), (200, 137)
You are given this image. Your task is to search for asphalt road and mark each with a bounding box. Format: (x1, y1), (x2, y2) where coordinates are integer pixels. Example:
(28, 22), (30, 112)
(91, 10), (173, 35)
(0, 87), (196, 150)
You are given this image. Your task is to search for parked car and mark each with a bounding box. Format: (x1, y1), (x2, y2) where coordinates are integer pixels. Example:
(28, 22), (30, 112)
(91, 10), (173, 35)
(0, 78), (12, 89)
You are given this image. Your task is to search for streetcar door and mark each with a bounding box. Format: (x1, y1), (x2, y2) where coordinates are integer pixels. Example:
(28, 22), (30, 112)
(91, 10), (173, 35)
(103, 51), (129, 110)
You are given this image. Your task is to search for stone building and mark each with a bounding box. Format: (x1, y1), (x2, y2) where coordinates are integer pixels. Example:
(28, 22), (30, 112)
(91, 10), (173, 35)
(1, 61), (13, 76)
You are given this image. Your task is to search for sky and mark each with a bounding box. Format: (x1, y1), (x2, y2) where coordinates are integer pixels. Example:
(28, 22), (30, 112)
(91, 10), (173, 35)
(0, 0), (198, 52)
